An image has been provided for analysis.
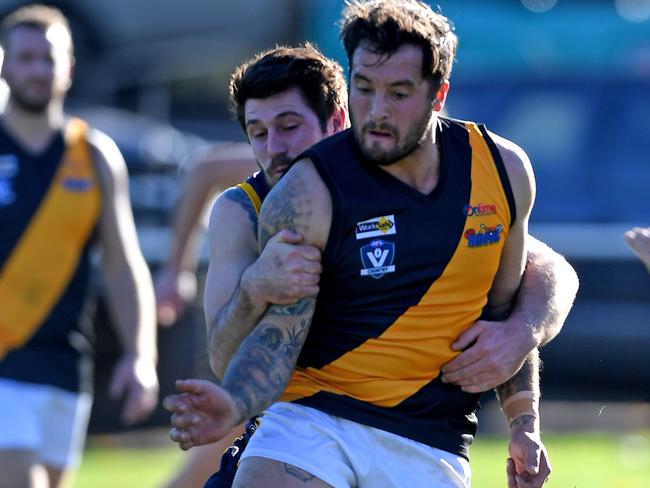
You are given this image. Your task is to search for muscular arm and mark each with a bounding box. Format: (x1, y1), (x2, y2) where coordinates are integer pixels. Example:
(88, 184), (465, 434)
(484, 136), (550, 486)
(204, 188), (265, 379)
(92, 129), (158, 424)
(155, 143), (257, 325)
(221, 159), (331, 424)
(205, 185), (322, 380)
(508, 235), (578, 349)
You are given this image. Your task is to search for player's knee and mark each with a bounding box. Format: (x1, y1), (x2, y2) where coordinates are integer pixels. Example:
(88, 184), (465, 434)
(0, 449), (49, 488)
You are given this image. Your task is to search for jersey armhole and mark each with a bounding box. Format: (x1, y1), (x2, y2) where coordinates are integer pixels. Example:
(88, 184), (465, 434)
(300, 149), (343, 260)
(478, 125), (517, 228)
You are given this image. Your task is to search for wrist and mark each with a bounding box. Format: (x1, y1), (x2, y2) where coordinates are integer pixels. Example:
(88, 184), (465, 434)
(240, 266), (267, 307)
(122, 347), (157, 365)
(501, 390), (539, 428)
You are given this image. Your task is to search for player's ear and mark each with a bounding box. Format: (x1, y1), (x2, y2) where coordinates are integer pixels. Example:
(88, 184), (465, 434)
(432, 80), (450, 112)
(327, 105), (347, 135)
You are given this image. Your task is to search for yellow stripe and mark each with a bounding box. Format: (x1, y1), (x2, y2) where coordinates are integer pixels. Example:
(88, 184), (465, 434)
(0, 118), (101, 359)
(237, 182), (262, 215)
(282, 122), (511, 406)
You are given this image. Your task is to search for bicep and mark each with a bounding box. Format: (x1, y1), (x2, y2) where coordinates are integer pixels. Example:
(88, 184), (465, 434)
(252, 160), (331, 337)
(203, 190), (258, 324)
(92, 131), (143, 271)
(257, 159), (331, 251)
(487, 133), (536, 313)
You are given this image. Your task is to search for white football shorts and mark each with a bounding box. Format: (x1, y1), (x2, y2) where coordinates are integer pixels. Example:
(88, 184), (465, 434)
(240, 402), (471, 488)
(0, 378), (92, 468)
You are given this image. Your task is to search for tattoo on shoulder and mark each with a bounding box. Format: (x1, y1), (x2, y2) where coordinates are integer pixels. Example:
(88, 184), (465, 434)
(224, 187), (259, 235)
(259, 171), (312, 246)
(284, 464), (316, 483)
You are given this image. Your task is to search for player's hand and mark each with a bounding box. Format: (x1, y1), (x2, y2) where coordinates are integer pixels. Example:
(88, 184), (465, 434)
(625, 227), (650, 271)
(163, 379), (240, 450)
(243, 229), (322, 305)
(506, 415), (551, 487)
(154, 266), (197, 326)
(440, 318), (534, 393)
(109, 353), (159, 425)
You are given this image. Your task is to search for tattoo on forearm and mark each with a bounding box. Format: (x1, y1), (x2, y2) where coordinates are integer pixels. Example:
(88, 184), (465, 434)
(222, 298), (315, 421)
(258, 170), (313, 247)
(267, 301), (312, 316)
(224, 188), (259, 236)
(496, 349), (540, 402)
(208, 282), (259, 380)
(509, 413), (536, 429)
(284, 464), (316, 482)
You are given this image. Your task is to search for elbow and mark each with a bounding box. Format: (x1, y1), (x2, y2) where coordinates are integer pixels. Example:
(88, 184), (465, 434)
(207, 326), (227, 381)
(208, 354), (226, 383)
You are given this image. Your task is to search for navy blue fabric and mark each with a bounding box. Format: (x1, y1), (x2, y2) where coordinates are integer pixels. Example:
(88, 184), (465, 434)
(202, 418), (259, 488)
(0, 122), (95, 393)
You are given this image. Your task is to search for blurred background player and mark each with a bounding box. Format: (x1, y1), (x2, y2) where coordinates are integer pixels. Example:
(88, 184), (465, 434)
(154, 143), (256, 328)
(0, 5), (158, 487)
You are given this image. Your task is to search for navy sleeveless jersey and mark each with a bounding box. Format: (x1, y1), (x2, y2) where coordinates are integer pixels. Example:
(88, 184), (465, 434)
(280, 118), (516, 459)
(0, 123), (96, 393)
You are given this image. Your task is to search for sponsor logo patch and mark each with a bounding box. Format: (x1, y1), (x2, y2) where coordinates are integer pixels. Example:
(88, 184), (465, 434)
(0, 154), (18, 206)
(0, 179), (16, 206)
(62, 177), (94, 191)
(360, 239), (396, 279)
(463, 202), (497, 217)
(355, 215), (396, 239)
(60, 159), (94, 192)
(0, 154), (19, 178)
(464, 224), (503, 248)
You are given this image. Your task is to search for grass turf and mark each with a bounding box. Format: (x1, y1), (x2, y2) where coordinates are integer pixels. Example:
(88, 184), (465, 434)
(74, 431), (650, 487)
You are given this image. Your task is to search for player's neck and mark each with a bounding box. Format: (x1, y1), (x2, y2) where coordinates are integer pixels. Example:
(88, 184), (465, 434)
(379, 123), (441, 195)
(1, 99), (64, 155)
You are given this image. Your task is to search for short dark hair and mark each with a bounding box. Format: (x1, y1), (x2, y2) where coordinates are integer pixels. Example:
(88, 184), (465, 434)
(229, 43), (347, 133)
(340, 0), (457, 92)
(0, 4), (72, 53)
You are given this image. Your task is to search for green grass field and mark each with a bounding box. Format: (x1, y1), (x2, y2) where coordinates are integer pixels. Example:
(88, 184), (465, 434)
(74, 431), (650, 488)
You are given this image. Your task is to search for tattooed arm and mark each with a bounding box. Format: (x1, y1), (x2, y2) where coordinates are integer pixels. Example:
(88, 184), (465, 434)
(221, 159), (331, 424)
(203, 187), (264, 379)
(205, 185), (323, 380)
(477, 133), (550, 486)
(165, 160), (330, 449)
(496, 350), (551, 488)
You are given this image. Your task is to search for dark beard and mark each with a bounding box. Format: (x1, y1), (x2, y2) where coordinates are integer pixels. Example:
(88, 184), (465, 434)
(353, 103), (434, 166)
(8, 85), (50, 114)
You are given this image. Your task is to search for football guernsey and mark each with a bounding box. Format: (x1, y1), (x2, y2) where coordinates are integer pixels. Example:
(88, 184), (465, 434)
(280, 117), (516, 459)
(0, 118), (101, 392)
(237, 171), (271, 215)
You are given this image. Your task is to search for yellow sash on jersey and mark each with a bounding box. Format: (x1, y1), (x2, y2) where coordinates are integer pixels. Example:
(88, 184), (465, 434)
(0, 118), (101, 359)
(237, 182), (262, 215)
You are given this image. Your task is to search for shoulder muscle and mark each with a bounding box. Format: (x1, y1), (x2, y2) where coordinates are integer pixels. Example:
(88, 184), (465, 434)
(258, 159), (331, 251)
(488, 130), (536, 224)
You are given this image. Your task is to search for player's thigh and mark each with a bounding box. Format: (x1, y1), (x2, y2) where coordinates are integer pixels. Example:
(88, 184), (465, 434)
(0, 379), (41, 451)
(234, 456), (333, 488)
(39, 389), (92, 470)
